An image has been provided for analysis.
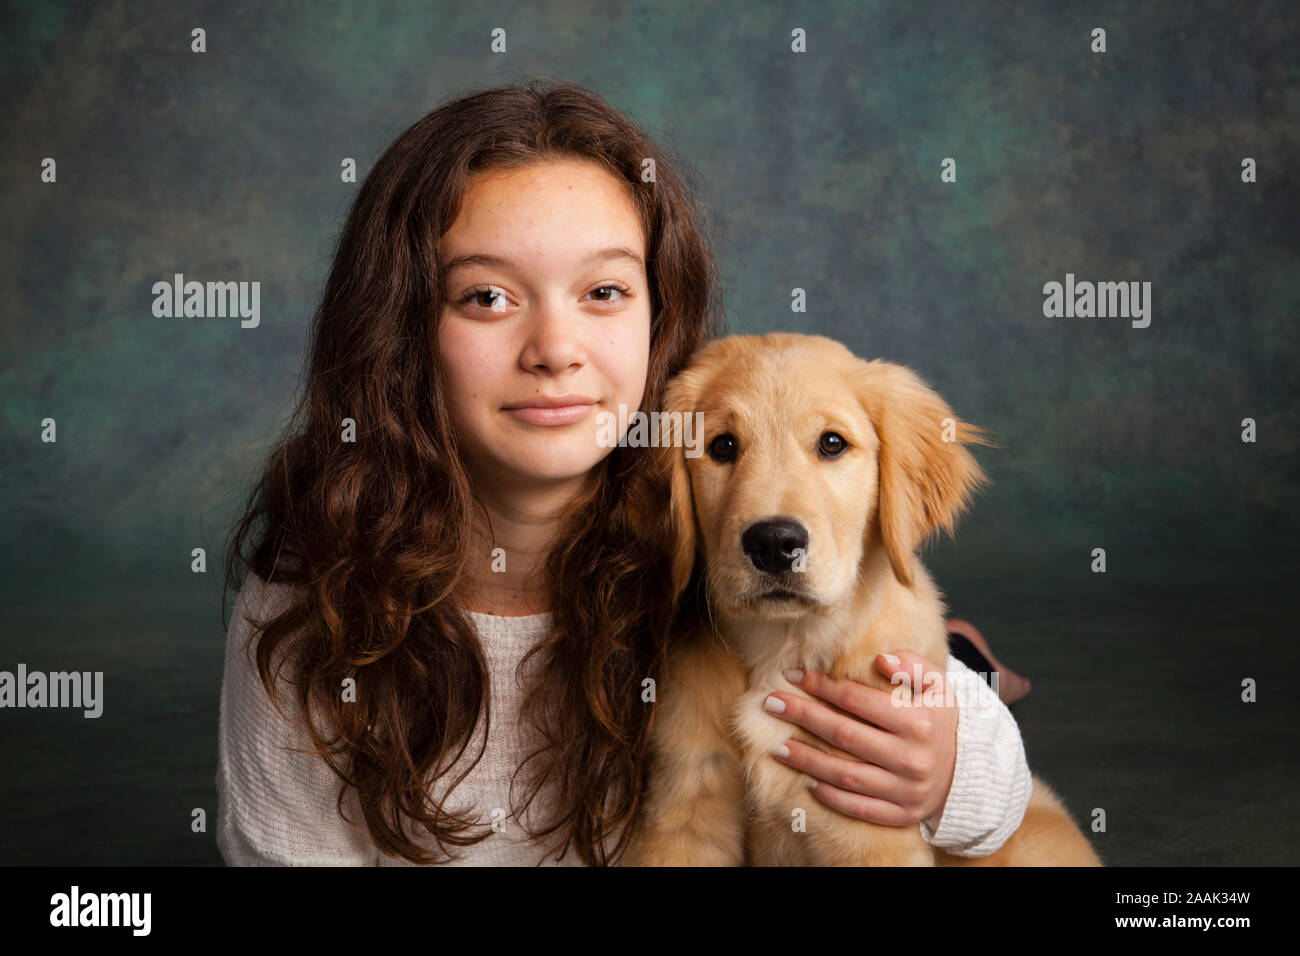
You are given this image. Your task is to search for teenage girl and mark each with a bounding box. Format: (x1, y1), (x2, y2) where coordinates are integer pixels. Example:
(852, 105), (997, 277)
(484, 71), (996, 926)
(217, 78), (1033, 867)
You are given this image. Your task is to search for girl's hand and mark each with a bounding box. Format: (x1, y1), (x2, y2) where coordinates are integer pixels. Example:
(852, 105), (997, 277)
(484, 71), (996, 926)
(762, 649), (958, 827)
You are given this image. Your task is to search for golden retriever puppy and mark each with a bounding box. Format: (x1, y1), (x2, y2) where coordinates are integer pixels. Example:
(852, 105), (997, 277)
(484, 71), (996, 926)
(626, 333), (1101, 866)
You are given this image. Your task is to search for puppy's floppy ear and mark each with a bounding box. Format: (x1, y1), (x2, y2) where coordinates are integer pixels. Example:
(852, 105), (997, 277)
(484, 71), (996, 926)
(657, 370), (707, 605)
(855, 360), (996, 588)
(634, 336), (754, 605)
(626, 365), (708, 607)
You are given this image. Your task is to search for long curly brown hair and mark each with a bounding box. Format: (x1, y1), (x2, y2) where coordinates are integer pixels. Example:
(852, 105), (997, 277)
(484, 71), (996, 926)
(221, 78), (726, 865)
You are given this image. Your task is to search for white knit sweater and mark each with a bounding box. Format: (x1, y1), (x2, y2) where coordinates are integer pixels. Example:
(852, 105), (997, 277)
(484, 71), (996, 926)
(216, 573), (1032, 866)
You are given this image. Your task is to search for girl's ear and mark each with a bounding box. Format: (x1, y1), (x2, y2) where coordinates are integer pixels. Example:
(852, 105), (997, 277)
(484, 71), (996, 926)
(854, 359), (996, 588)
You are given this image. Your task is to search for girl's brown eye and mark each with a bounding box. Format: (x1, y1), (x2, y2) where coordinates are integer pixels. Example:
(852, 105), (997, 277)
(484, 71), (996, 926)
(589, 285), (628, 303)
(459, 287), (508, 312)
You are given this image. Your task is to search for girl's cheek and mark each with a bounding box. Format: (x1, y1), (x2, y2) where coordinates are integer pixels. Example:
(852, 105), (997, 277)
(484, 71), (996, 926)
(443, 326), (503, 383)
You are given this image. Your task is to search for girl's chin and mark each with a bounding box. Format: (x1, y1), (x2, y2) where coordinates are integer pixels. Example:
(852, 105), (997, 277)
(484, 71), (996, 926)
(498, 452), (609, 482)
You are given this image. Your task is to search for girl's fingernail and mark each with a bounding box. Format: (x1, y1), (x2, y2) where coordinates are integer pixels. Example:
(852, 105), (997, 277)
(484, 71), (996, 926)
(763, 695), (786, 714)
(807, 776), (818, 790)
(773, 744), (790, 759)
(783, 668), (804, 684)
(883, 653), (901, 667)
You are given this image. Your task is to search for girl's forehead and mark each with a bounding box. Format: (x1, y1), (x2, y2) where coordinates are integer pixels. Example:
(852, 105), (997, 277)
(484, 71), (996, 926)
(442, 180), (646, 264)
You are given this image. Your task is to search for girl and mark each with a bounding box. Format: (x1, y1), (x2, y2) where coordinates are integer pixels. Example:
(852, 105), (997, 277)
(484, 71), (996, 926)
(217, 78), (1032, 866)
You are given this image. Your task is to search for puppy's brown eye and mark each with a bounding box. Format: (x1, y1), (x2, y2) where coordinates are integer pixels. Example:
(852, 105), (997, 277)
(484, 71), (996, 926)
(818, 432), (848, 458)
(708, 433), (738, 462)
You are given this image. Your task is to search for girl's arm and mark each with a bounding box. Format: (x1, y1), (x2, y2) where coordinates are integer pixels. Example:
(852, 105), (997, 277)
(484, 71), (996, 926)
(917, 655), (1033, 856)
(217, 575), (380, 866)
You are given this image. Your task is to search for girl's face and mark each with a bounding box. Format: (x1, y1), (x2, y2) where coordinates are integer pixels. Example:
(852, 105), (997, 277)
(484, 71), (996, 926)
(436, 159), (652, 494)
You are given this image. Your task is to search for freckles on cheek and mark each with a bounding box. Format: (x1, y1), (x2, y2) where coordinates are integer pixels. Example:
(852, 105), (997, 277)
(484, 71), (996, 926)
(441, 327), (498, 393)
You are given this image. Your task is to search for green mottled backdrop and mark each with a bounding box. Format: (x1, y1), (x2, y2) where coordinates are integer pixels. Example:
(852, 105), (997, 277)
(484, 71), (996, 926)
(1, 0), (1296, 865)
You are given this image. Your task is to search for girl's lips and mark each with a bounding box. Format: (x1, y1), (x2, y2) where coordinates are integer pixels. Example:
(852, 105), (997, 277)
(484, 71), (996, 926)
(505, 403), (595, 426)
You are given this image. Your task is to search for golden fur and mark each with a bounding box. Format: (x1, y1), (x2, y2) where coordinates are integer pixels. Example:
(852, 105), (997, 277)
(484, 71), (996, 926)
(625, 333), (1101, 866)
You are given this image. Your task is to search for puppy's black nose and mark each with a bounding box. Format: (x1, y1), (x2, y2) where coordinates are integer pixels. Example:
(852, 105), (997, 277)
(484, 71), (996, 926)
(742, 519), (809, 575)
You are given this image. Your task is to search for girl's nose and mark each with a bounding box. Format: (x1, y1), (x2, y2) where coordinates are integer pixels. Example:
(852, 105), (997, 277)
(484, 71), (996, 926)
(519, 304), (587, 373)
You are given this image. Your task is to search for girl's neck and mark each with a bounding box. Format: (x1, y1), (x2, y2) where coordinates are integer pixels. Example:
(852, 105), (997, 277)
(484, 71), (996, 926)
(457, 477), (589, 618)
(466, 601), (551, 618)
(460, 586), (552, 617)
(455, 558), (551, 613)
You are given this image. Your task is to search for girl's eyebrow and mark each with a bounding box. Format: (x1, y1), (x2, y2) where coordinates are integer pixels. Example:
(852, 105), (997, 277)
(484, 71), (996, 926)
(443, 246), (645, 277)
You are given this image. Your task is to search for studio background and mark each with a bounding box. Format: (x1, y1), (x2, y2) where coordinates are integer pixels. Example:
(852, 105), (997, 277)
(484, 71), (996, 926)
(1, 0), (1296, 865)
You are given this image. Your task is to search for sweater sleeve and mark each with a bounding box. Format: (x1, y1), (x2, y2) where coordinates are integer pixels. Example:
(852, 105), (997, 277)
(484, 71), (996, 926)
(216, 573), (380, 866)
(916, 656), (1033, 856)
